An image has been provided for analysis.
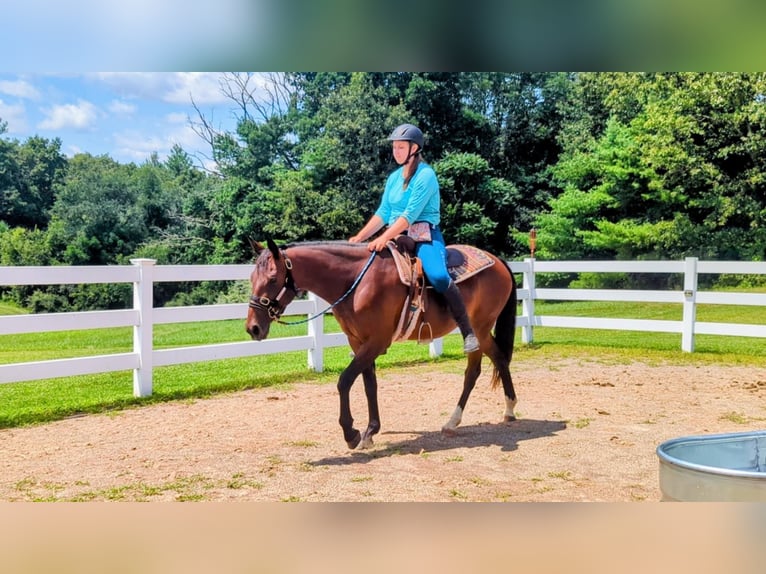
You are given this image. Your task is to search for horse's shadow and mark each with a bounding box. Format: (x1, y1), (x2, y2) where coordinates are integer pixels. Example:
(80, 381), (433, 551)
(311, 418), (567, 467)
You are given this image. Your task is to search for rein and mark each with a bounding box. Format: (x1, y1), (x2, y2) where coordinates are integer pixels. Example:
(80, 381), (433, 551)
(250, 249), (378, 326)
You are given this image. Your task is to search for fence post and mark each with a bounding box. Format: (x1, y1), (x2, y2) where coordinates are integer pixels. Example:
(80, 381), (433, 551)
(131, 258), (155, 397)
(521, 257), (536, 344)
(681, 257), (698, 352)
(307, 292), (324, 372)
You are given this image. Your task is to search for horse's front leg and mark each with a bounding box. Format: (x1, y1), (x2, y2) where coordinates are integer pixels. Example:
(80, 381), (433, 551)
(359, 362), (380, 449)
(337, 349), (382, 450)
(337, 359), (364, 449)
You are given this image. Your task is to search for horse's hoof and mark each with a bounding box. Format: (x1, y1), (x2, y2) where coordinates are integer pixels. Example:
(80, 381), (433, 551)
(503, 415), (516, 424)
(441, 426), (459, 437)
(346, 431), (361, 450)
(358, 436), (374, 449)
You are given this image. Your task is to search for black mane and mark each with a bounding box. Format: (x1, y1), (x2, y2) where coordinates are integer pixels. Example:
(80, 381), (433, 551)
(284, 240), (369, 250)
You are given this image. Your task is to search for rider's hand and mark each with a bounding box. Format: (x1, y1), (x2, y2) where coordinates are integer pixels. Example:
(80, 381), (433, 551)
(368, 236), (389, 252)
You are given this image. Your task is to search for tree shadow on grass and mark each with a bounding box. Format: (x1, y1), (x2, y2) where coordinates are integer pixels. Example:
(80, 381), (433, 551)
(310, 417), (567, 467)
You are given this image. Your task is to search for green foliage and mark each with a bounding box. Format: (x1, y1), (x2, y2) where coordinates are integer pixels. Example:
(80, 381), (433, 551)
(292, 72), (409, 230)
(0, 135), (67, 229)
(49, 154), (148, 265)
(569, 273), (631, 289)
(262, 170), (361, 241)
(535, 72), (766, 272)
(0, 226), (55, 307)
(435, 152), (523, 253)
(0, 226), (52, 266)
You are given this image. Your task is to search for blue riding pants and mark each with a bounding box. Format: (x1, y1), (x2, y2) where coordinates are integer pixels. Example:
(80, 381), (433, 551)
(414, 225), (452, 293)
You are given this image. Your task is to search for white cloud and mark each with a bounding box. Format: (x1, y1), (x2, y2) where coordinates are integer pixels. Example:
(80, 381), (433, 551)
(0, 99), (28, 133)
(89, 72), (170, 100)
(112, 121), (209, 164)
(64, 143), (84, 157)
(38, 99), (99, 130)
(0, 72), (246, 167)
(88, 72), (232, 106)
(0, 79), (40, 100)
(113, 130), (167, 162)
(166, 112), (189, 124)
(163, 72), (231, 105)
(108, 99), (136, 115)
(170, 123), (209, 151)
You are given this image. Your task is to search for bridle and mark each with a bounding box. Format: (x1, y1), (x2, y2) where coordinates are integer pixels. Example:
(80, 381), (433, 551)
(248, 247), (378, 326)
(248, 249), (299, 322)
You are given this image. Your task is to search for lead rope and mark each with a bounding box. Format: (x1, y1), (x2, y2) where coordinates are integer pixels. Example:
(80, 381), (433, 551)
(276, 250), (378, 325)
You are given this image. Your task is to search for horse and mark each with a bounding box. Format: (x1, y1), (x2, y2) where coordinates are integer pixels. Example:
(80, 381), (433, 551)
(245, 238), (518, 450)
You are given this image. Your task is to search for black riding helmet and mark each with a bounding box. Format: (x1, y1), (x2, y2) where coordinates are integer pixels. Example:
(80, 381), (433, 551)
(387, 123), (424, 150)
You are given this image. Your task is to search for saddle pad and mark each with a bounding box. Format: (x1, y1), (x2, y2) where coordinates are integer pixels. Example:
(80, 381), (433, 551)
(386, 241), (495, 286)
(447, 244), (495, 283)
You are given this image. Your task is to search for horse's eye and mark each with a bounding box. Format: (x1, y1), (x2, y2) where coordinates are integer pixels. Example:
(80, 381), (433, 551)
(268, 276), (277, 284)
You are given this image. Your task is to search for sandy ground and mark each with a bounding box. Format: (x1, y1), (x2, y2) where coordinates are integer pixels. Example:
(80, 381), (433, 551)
(2, 354), (765, 502)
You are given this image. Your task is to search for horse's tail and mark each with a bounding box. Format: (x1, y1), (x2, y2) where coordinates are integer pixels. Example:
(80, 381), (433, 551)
(490, 259), (517, 389)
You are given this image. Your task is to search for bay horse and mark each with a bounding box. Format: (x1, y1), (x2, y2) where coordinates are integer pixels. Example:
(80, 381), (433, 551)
(245, 238), (518, 450)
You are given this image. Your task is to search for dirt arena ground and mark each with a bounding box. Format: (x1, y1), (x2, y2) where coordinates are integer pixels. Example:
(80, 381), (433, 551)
(2, 353), (765, 502)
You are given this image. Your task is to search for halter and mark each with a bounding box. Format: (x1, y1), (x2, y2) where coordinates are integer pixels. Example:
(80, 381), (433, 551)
(248, 249), (298, 321)
(248, 248), (378, 325)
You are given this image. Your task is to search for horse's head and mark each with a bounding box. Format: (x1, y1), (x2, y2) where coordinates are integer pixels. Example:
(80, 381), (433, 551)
(245, 238), (300, 341)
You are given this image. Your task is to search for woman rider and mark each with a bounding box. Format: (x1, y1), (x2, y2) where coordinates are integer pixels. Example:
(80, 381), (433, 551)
(349, 123), (480, 353)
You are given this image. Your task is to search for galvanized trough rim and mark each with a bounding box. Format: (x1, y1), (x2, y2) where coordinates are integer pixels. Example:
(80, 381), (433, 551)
(656, 429), (766, 479)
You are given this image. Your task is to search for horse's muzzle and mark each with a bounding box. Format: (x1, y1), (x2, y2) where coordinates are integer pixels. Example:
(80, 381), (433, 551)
(246, 322), (266, 341)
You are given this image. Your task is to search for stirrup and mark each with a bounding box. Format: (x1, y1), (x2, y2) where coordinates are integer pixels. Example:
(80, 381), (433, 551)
(463, 334), (480, 353)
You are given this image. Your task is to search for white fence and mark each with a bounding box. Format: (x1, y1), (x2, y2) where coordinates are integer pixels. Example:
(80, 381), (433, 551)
(1, 257), (766, 396)
(522, 257), (766, 348)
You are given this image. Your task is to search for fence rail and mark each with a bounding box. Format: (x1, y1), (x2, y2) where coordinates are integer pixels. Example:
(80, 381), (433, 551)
(521, 258), (766, 351)
(1, 256), (765, 396)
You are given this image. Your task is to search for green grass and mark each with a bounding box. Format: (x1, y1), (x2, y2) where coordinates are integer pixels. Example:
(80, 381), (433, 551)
(12, 472), (265, 502)
(531, 300), (766, 361)
(0, 301), (27, 316)
(3, 298), (766, 428)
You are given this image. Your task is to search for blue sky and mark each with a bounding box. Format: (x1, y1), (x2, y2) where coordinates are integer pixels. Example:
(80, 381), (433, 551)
(0, 73), (249, 169)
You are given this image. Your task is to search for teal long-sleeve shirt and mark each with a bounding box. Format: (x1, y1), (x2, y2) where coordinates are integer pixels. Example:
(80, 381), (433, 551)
(374, 162), (441, 227)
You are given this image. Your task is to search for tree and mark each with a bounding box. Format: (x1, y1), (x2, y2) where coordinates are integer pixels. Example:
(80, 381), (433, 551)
(435, 152), (521, 253)
(0, 122), (20, 226)
(0, 224), (57, 309)
(48, 154), (148, 265)
(294, 72), (409, 219)
(190, 73), (297, 179)
(16, 136), (68, 228)
(0, 132), (67, 230)
(535, 73), (766, 263)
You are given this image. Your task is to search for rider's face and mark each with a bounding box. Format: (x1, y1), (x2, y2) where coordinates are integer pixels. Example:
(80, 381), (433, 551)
(392, 140), (417, 165)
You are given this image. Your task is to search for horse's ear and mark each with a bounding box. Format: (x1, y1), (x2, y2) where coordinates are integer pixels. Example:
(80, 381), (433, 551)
(266, 237), (281, 260)
(248, 237), (265, 255)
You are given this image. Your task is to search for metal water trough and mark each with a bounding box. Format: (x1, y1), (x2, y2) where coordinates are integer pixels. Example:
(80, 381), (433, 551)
(657, 430), (766, 501)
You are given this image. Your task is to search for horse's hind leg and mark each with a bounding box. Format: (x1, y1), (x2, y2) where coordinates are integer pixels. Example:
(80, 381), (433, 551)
(359, 362), (381, 449)
(499, 369), (517, 424)
(487, 346), (517, 423)
(442, 351), (482, 436)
